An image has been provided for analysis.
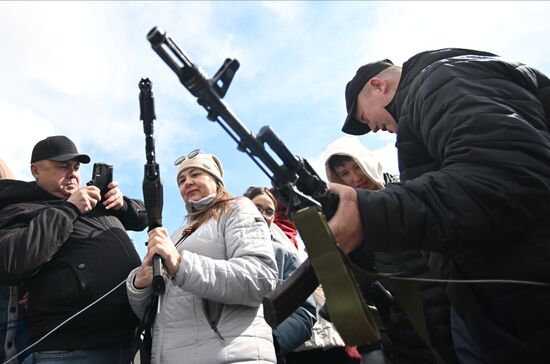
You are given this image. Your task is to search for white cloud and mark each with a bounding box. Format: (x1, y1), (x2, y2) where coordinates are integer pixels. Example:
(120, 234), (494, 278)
(371, 141), (398, 176)
(1, 2), (110, 97)
(2, 1), (550, 258)
(0, 99), (59, 179)
(261, 1), (302, 22)
(354, 2), (550, 69)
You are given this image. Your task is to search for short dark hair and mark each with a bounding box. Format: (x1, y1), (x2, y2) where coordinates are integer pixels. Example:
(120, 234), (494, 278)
(327, 154), (354, 172)
(243, 186), (277, 210)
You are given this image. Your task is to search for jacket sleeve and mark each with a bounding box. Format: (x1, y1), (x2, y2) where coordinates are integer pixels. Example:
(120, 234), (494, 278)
(0, 202), (81, 284)
(172, 198), (278, 306)
(272, 242), (316, 353)
(358, 59), (550, 253)
(112, 197), (148, 231)
(126, 267), (153, 320)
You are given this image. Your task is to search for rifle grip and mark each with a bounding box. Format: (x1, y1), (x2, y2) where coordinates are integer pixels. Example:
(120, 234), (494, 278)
(152, 254), (165, 295)
(320, 190), (339, 220)
(263, 258), (318, 328)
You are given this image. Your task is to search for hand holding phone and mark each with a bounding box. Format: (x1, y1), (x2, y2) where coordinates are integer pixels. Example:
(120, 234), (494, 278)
(87, 163), (113, 197)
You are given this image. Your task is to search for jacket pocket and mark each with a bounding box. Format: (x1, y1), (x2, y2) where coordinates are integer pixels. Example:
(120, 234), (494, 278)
(28, 260), (83, 313)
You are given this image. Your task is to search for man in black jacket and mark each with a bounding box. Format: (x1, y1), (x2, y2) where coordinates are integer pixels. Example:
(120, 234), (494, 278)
(327, 49), (550, 364)
(0, 135), (147, 363)
(324, 141), (456, 364)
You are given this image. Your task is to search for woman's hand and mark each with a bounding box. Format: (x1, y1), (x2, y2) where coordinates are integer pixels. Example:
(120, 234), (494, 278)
(145, 227), (182, 279)
(133, 264), (153, 289)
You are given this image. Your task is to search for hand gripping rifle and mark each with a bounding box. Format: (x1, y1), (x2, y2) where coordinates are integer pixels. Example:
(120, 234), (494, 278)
(145, 27), (386, 346)
(139, 78), (165, 297)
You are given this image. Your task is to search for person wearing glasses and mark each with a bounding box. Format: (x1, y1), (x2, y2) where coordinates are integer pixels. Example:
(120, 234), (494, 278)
(127, 150), (278, 364)
(243, 187), (316, 364)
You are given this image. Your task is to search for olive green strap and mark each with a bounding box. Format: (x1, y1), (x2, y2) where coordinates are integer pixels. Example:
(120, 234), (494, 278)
(351, 265), (447, 364)
(293, 206), (380, 345)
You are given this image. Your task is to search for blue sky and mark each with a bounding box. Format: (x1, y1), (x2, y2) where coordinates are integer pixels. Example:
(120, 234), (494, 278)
(1, 1), (550, 257)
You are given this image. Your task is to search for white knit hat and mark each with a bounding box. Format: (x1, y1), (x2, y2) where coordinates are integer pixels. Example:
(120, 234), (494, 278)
(176, 153), (224, 186)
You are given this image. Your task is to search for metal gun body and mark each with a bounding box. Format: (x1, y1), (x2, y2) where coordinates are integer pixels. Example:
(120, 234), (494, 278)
(139, 78), (165, 296)
(146, 27), (338, 218)
(146, 28), (377, 329)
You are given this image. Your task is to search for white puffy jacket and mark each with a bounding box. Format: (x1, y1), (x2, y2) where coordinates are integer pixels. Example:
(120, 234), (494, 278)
(127, 197), (278, 364)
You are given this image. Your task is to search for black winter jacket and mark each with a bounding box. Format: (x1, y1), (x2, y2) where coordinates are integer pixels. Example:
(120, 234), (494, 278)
(0, 180), (146, 351)
(356, 48), (550, 363)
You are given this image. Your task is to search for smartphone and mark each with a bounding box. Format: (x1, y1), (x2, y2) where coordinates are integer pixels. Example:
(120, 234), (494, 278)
(89, 163), (113, 196)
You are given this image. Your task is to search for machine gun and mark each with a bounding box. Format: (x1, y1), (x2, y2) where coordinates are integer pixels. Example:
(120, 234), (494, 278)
(139, 78), (165, 297)
(145, 26), (385, 346)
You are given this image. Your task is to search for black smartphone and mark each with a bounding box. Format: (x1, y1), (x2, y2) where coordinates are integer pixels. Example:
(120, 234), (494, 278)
(89, 163), (113, 196)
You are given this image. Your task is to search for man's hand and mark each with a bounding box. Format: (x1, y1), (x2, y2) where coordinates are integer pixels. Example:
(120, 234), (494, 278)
(327, 183), (364, 253)
(103, 181), (124, 210)
(67, 186), (101, 213)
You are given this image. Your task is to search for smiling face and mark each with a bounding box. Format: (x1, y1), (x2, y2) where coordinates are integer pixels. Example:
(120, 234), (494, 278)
(177, 167), (218, 203)
(31, 159), (81, 198)
(354, 76), (398, 134)
(333, 159), (380, 190)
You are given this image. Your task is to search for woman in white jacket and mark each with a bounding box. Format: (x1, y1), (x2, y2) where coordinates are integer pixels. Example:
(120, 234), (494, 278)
(127, 150), (278, 364)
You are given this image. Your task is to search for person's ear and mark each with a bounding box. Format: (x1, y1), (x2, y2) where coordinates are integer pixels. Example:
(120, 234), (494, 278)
(30, 164), (39, 180)
(368, 77), (388, 93)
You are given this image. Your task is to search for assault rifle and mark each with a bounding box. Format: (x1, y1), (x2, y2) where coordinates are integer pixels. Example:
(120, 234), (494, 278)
(145, 26), (384, 345)
(139, 78), (165, 297)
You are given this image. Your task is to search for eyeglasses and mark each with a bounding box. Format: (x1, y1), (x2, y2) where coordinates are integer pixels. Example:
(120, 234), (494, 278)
(174, 149), (201, 166)
(255, 204), (275, 218)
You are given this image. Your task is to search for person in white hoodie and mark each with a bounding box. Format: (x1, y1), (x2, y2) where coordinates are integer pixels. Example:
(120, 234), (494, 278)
(324, 137), (457, 364)
(127, 150), (278, 364)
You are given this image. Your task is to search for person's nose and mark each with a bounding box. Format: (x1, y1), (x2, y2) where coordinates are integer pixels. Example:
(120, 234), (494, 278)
(183, 177), (195, 190)
(352, 171), (362, 183)
(66, 166), (78, 178)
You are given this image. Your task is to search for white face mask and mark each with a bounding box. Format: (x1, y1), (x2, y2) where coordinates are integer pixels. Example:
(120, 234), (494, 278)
(184, 193), (217, 214)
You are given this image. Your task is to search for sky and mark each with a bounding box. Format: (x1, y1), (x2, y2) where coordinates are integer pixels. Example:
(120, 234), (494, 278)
(1, 1), (549, 258)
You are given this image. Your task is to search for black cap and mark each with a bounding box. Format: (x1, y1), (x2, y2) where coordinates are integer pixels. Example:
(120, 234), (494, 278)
(31, 136), (90, 164)
(342, 59), (394, 135)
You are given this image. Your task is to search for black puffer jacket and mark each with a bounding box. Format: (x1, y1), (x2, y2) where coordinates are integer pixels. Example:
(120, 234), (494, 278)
(0, 180), (147, 351)
(356, 48), (550, 363)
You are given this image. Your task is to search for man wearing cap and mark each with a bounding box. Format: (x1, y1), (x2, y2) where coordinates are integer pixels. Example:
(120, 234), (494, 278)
(327, 49), (550, 364)
(0, 135), (147, 363)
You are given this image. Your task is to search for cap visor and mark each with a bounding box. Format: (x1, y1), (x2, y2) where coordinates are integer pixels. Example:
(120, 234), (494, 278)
(342, 113), (371, 135)
(49, 153), (91, 164)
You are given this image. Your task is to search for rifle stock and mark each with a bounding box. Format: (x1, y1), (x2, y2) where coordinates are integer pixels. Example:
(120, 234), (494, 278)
(263, 259), (318, 327)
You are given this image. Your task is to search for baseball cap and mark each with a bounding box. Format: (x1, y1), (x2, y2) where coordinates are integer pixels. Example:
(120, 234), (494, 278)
(342, 59), (394, 135)
(31, 135), (90, 164)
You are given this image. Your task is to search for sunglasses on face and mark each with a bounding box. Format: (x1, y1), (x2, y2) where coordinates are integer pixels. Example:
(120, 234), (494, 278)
(255, 204), (275, 218)
(174, 149), (201, 166)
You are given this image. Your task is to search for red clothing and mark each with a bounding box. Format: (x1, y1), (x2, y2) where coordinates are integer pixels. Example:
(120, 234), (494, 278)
(273, 214), (298, 249)
(271, 190), (299, 249)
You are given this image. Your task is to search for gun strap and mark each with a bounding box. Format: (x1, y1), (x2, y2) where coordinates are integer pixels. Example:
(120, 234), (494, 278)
(292, 206), (380, 346)
(350, 265), (447, 364)
(293, 206), (446, 364)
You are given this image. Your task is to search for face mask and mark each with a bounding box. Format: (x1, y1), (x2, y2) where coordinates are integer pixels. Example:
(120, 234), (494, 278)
(185, 193), (216, 214)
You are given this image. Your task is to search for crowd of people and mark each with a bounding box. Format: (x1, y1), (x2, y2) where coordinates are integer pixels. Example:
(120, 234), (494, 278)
(1, 47), (550, 364)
